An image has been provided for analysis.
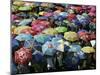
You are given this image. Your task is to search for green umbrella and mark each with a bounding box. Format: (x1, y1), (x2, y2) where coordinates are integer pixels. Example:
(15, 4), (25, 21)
(42, 28), (58, 35)
(18, 6), (33, 11)
(55, 27), (67, 33)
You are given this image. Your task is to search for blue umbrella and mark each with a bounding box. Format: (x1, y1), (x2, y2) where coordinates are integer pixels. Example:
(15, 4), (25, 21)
(77, 51), (85, 59)
(32, 50), (44, 63)
(12, 38), (19, 49)
(68, 44), (81, 52)
(15, 33), (33, 41)
(11, 62), (17, 74)
(38, 16), (48, 20)
(24, 39), (34, 49)
(18, 19), (32, 26)
(34, 34), (52, 44)
(59, 12), (68, 18)
(42, 41), (56, 56)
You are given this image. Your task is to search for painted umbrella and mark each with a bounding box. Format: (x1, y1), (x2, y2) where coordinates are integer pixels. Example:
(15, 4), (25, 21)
(52, 37), (64, 52)
(15, 33), (33, 41)
(81, 46), (95, 53)
(15, 47), (32, 65)
(32, 50), (44, 63)
(34, 34), (52, 44)
(42, 41), (56, 56)
(42, 28), (58, 35)
(64, 31), (79, 42)
(18, 6), (33, 11)
(68, 44), (81, 52)
(55, 26), (67, 33)
(18, 19), (32, 26)
(14, 26), (31, 34)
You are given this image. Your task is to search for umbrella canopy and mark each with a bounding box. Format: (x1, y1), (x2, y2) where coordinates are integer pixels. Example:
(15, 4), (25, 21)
(18, 19), (32, 26)
(12, 38), (19, 49)
(15, 33), (33, 41)
(18, 6), (33, 11)
(68, 44), (81, 52)
(32, 50), (44, 63)
(42, 41), (56, 56)
(24, 39), (34, 49)
(34, 34), (52, 44)
(52, 37), (64, 52)
(14, 26), (31, 34)
(55, 27), (67, 33)
(20, 27), (35, 35)
(64, 31), (79, 42)
(42, 28), (58, 35)
(13, 1), (25, 6)
(15, 47), (32, 65)
(81, 46), (95, 53)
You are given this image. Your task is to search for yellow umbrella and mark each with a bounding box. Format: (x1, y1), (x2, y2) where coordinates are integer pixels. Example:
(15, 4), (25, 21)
(39, 11), (45, 16)
(42, 28), (58, 35)
(14, 26), (31, 34)
(64, 31), (79, 42)
(81, 46), (95, 53)
(11, 25), (16, 34)
(13, 1), (25, 6)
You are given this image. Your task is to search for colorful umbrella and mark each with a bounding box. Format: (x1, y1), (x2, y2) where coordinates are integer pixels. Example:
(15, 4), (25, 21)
(34, 34), (52, 44)
(64, 31), (79, 42)
(14, 26), (31, 34)
(55, 27), (67, 33)
(12, 38), (19, 49)
(13, 1), (25, 6)
(15, 33), (33, 41)
(24, 39), (34, 49)
(68, 44), (81, 52)
(18, 6), (33, 11)
(81, 46), (95, 53)
(42, 41), (56, 56)
(52, 37), (64, 52)
(32, 50), (44, 63)
(18, 19), (32, 26)
(42, 28), (58, 35)
(15, 47), (32, 65)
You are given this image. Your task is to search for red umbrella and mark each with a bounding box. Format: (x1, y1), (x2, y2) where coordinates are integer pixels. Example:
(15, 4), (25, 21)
(31, 20), (50, 34)
(15, 47), (32, 65)
(67, 13), (76, 21)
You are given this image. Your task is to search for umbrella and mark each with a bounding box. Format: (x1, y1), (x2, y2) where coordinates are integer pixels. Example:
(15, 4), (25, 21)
(68, 44), (81, 52)
(24, 39), (34, 49)
(32, 50), (44, 63)
(42, 41), (56, 56)
(55, 27), (67, 33)
(64, 31), (79, 42)
(15, 33), (33, 41)
(18, 19), (32, 26)
(14, 26), (31, 34)
(43, 12), (53, 17)
(12, 38), (19, 49)
(20, 27), (35, 35)
(15, 47), (32, 65)
(58, 12), (68, 18)
(81, 46), (95, 53)
(39, 11), (45, 16)
(18, 6), (33, 11)
(13, 1), (25, 6)
(34, 34), (52, 44)
(52, 37), (64, 52)
(42, 28), (58, 35)
(12, 5), (19, 12)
